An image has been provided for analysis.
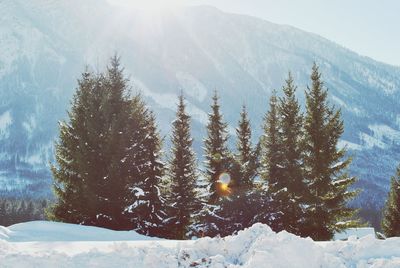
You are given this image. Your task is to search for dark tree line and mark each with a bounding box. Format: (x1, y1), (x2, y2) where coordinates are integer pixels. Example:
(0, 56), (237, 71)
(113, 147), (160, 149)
(48, 57), (358, 241)
(0, 199), (48, 226)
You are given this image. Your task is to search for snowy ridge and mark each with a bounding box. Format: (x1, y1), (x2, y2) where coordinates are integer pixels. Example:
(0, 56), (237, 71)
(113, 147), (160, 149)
(1, 221), (400, 267)
(368, 124), (400, 144)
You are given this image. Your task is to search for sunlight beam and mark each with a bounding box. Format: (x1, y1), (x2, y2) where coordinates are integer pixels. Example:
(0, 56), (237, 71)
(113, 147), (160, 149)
(108, 0), (184, 10)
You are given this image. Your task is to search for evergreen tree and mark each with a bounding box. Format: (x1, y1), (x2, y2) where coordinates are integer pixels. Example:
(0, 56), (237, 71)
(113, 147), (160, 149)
(49, 56), (135, 230)
(49, 69), (101, 225)
(233, 105), (257, 190)
(96, 56), (132, 229)
(261, 90), (282, 190)
(200, 91), (231, 236)
(382, 165), (400, 237)
(26, 201), (35, 220)
(204, 91), (231, 204)
(303, 63), (357, 240)
(123, 94), (150, 228)
(277, 73), (306, 235)
(216, 105), (259, 236)
(17, 200), (27, 222)
(124, 108), (167, 236)
(0, 200), (7, 224)
(166, 94), (200, 239)
(260, 89), (284, 231)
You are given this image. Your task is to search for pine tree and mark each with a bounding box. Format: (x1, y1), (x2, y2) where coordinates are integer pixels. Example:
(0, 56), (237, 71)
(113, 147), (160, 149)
(259, 89), (284, 231)
(26, 201), (35, 221)
(123, 94), (150, 228)
(166, 94), (200, 239)
(49, 69), (101, 225)
(261, 90), (282, 190)
(49, 56), (134, 230)
(200, 91), (231, 236)
(233, 105), (257, 190)
(0, 200), (7, 225)
(124, 108), (167, 237)
(215, 105), (259, 236)
(204, 91), (231, 204)
(277, 73), (306, 235)
(382, 165), (400, 237)
(303, 63), (358, 240)
(96, 55), (132, 229)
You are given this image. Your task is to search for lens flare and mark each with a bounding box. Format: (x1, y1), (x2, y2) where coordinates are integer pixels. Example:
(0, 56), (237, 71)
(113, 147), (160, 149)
(218, 173), (231, 185)
(218, 172), (232, 196)
(218, 182), (231, 197)
(220, 183), (229, 191)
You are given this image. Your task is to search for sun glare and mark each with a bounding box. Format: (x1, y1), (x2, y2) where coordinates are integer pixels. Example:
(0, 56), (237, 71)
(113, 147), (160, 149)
(218, 173), (232, 196)
(220, 183), (229, 191)
(109, 0), (183, 11)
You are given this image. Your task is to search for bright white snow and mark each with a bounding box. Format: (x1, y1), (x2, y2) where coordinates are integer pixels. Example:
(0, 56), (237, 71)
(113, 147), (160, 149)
(333, 227), (376, 241)
(1, 221), (400, 267)
(0, 221), (156, 242)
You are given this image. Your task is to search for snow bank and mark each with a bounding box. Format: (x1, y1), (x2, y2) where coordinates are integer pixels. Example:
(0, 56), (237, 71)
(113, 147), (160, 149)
(334, 227), (376, 241)
(1, 222), (400, 267)
(176, 224), (344, 268)
(0, 221), (157, 242)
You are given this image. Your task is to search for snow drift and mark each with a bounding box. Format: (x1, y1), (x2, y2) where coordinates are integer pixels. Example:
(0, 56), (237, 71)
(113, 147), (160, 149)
(0, 221), (157, 242)
(1, 221), (400, 267)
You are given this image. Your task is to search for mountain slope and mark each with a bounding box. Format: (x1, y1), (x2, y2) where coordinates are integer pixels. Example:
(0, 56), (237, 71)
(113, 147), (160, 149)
(0, 0), (399, 226)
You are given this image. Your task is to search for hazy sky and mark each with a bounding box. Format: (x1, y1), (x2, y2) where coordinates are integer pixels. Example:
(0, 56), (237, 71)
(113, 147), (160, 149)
(187, 0), (400, 66)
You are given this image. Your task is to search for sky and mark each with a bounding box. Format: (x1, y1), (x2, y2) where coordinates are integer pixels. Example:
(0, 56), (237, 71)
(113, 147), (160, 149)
(109, 0), (400, 67)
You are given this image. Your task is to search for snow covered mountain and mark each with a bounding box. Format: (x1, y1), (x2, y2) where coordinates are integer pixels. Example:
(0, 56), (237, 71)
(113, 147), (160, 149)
(1, 0), (400, 224)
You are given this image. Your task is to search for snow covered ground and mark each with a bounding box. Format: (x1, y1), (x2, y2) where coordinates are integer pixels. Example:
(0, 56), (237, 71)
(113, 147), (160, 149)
(1, 221), (400, 267)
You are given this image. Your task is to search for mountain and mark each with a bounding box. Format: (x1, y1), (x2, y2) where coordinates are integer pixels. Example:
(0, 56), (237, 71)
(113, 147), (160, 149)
(1, 0), (400, 226)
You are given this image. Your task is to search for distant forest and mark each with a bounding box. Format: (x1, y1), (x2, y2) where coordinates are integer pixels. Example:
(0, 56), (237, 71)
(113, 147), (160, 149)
(0, 198), (48, 227)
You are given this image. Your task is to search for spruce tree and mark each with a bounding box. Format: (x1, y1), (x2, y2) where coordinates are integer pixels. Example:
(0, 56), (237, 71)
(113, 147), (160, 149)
(49, 69), (103, 225)
(123, 94), (150, 228)
(200, 91), (231, 236)
(382, 165), (400, 237)
(0, 200), (6, 223)
(303, 63), (357, 240)
(96, 56), (132, 229)
(233, 105), (257, 190)
(259, 90), (284, 231)
(166, 94), (200, 239)
(124, 109), (167, 236)
(261, 90), (282, 190)
(26, 201), (35, 220)
(204, 91), (231, 204)
(50, 56), (170, 234)
(277, 73), (306, 235)
(217, 105), (259, 236)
